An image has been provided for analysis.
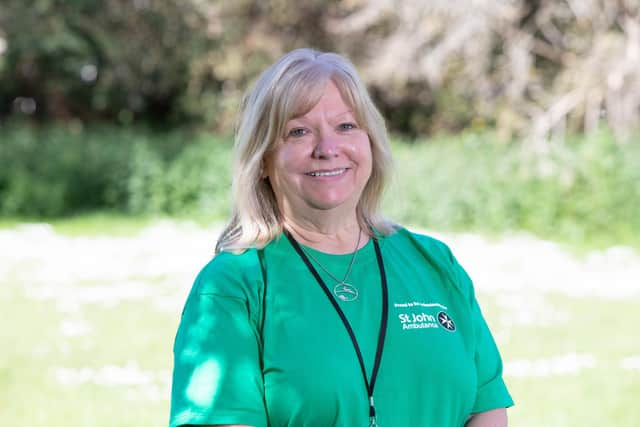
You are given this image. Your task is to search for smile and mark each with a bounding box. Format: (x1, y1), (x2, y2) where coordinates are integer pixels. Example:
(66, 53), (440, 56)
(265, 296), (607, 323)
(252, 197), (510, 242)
(306, 168), (347, 177)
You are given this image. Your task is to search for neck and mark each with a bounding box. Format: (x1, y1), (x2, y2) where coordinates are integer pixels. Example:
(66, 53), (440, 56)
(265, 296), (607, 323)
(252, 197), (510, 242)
(283, 213), (366, 254)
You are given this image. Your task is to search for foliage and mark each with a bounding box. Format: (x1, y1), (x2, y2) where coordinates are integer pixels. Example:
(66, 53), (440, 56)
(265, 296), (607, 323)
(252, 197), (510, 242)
(1, 1), (639, 139)
(1, 123), (638, 248)
(126, 132), (231, 217)
(0, 122), (133, 216)
(0, 122), (231, 218)
(386, 129), (640, 248)
(0, 0), (213, 125)
(338, 0), (640, 141)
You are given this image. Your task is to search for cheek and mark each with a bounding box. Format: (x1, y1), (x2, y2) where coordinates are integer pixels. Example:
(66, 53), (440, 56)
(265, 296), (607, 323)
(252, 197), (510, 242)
(276, 150), (296, 170)
(274, 145), (309, 171)
(361, 146), (374, 185)
(344, 135), (371, 159)
(358, 140), (374, 171)
(268, 148), (304, 190)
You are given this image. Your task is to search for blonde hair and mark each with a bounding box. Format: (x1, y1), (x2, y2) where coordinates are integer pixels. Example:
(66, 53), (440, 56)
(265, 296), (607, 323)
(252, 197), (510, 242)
(216, 48), (395, 253)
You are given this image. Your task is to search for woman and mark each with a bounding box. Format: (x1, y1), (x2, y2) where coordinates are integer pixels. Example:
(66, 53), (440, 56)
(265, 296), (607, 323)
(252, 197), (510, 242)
(169, 48), (513, 427)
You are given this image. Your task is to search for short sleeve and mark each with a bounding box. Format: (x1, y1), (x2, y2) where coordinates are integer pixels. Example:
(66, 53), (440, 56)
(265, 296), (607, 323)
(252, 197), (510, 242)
(169, 254), (267, 427)
(451, 254), (514, 413)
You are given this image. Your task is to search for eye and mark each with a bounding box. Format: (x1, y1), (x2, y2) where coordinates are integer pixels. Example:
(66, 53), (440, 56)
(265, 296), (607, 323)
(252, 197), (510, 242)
(286, 127), (308, 138)
(338, 122), (357, 131)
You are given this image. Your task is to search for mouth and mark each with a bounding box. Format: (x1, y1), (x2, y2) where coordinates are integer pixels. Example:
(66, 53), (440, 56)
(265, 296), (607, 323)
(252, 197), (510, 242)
(305, 168), (348, 177)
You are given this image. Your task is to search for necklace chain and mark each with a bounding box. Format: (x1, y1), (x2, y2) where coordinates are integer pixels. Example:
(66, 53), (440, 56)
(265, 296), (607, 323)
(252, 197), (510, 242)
(285, 231), (388, 426)
(301, 229), (362, 285)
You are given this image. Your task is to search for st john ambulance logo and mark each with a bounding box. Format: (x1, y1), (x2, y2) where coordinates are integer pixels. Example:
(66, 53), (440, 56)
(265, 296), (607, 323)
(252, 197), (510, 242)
(437, 312), (456, 331)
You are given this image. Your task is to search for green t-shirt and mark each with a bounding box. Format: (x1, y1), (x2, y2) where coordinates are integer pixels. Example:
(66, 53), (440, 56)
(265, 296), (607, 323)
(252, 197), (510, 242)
(170, 228), (513, 427)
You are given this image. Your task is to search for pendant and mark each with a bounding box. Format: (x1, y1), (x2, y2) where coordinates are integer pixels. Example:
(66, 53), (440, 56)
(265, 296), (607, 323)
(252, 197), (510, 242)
(333, 282), (358, 302)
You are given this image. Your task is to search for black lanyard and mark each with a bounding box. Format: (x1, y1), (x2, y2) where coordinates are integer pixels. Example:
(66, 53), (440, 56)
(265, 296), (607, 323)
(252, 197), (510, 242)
(285, 231), (389, 427)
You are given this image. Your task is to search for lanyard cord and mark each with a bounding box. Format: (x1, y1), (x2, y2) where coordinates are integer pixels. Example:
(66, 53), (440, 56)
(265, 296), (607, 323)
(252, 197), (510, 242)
(285, 231), (389, 426)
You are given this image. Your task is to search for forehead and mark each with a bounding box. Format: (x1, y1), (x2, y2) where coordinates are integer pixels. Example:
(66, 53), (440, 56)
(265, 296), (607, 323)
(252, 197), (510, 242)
(288, 81), (353, 121)
(284, 76), (355, 121)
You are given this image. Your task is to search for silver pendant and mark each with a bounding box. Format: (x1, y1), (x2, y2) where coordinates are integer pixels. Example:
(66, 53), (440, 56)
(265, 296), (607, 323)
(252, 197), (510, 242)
(333, 282), (358, 301)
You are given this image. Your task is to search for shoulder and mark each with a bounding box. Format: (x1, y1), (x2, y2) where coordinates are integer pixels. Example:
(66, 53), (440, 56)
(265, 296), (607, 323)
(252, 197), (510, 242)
(384, 226), (473, 297)
(383, 226), (455, 262)
(193, 248), (264, 299)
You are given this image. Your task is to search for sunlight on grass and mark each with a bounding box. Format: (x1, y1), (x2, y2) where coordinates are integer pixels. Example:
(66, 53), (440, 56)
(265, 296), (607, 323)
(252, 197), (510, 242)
(1, 221), (639, 426)
(1, 212), (225, 237)
(48, 212), (164, 236)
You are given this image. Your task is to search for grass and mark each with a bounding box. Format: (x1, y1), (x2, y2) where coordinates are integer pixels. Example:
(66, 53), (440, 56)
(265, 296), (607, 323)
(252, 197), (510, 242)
(1, 221), (639, 426)
(0, 212), (223, 237)
(496, 293), (640, 426)
(0, 285), (176, 426)
(46, 212), (158, 236)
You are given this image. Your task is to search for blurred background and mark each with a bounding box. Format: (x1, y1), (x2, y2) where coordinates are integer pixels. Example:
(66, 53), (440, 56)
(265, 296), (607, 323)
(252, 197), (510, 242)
(1, 1), (639, 426)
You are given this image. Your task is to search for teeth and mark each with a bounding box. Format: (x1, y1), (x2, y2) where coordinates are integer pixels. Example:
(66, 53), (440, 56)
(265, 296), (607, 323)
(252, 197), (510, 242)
(309, 169), (346, 177)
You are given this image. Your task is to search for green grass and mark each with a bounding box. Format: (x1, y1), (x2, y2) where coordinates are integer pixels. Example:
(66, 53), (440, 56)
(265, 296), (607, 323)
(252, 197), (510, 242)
(2, 221), (639, 426)
(0, 283), (177, 426)
(48, 212), (158, 236)
(0, 212), (223, 237)
(492, 293), (640, 426)
(3, 278), (639, 426)
(0, 218), (22, 229)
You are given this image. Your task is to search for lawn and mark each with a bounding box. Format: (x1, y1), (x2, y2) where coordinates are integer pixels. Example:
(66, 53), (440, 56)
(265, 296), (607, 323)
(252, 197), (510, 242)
(1, 219), (639, 426)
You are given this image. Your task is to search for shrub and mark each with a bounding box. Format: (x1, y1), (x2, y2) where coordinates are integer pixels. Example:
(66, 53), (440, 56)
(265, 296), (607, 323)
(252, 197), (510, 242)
(1, 123), (637, 248)
(0, 122), (133, 216)
(0, 123), (231, 218)
(126, 133), (231, 217)
(386, 129), (640, 247)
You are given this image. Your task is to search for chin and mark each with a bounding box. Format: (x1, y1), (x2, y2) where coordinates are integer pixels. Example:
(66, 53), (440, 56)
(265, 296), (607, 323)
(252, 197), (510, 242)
(308, 196), (357, 211)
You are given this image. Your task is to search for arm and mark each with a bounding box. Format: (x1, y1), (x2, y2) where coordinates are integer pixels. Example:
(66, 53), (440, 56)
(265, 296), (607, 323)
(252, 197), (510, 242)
(465, 408), (508, 427)
(446, 248), (514, 418)
(169, 254), (267, 427)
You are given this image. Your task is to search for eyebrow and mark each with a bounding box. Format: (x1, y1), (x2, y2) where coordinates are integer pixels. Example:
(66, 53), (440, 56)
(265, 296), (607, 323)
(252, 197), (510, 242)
(331, 110), (355, 119)
(287, 110), (356, 124)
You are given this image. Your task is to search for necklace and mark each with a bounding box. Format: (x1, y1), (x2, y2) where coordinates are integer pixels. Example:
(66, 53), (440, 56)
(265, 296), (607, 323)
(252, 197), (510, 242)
(300, 229), (362, 302)
(285, 230), (389, 427)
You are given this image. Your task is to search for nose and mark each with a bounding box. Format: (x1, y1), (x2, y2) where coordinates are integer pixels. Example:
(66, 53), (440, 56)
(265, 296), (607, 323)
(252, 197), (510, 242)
(312, 131), (339, 159)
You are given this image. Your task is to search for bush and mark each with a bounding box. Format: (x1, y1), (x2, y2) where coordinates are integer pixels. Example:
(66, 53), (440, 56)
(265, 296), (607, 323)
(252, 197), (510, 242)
(0, 122), (133, 216)
(385, 129), (640, 247)
(1, 123), (637, 248)
(126, 132), (231, 217)
(0, 123), (231, 218)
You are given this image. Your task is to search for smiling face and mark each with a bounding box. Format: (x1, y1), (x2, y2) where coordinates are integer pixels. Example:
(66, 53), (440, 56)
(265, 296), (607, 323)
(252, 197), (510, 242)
(265, 80), (373, 223)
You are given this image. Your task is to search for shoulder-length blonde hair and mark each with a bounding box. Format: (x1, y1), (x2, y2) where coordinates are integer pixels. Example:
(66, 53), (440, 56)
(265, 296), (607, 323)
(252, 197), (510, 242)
(216, 48), (395, 254)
